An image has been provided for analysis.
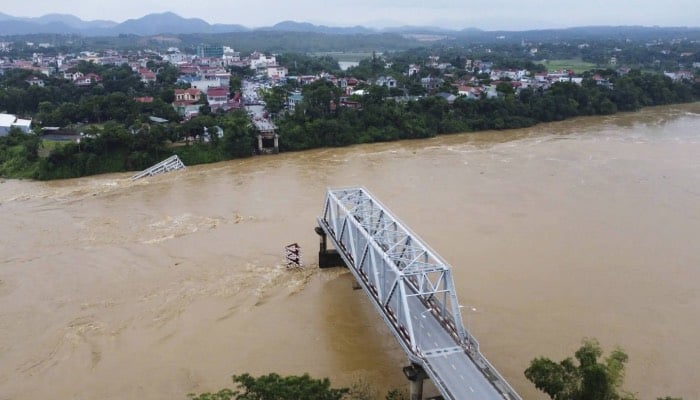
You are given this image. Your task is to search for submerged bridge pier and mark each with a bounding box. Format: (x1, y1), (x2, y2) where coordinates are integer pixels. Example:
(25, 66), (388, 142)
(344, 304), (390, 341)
(316, 187), (521, 400)
(403, 363), (428, 400)
(314, 226), (345, 268)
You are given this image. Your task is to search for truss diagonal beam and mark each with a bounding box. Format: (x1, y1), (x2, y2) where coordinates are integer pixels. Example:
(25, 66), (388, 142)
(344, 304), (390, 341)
(317, 187), (521, 400)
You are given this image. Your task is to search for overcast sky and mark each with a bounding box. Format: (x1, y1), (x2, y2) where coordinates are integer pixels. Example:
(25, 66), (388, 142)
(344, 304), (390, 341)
(3, 0), (700, 30)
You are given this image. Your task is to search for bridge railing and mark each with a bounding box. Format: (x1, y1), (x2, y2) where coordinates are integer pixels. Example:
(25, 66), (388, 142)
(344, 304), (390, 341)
(318, 187), (522, 400)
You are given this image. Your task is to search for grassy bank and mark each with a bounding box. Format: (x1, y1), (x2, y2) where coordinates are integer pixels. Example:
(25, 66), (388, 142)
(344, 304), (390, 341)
(539, 58), (598, 73)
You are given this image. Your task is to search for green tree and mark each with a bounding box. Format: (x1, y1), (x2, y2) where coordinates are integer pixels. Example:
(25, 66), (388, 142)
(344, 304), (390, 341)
(260, 86), (288, 115)
(0, 127), (41, 177)
(279, 53), (340, 75)
(525, 339), (635, 400)
(155, 63), (180, 85)
(496, 82), (515, 97)
(220, 110), (254, 158)
(301, 80), (342, 119)
(229, 75), (242, 94)
(160, 89), (176, 104)
(189, 373), (348, 400)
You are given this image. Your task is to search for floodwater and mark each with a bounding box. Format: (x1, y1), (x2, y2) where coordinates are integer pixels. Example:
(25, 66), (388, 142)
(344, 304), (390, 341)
(1, 103), (699, 400)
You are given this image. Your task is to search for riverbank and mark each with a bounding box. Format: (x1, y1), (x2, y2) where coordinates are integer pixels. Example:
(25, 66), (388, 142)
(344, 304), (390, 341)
(2, 68), (698, 181)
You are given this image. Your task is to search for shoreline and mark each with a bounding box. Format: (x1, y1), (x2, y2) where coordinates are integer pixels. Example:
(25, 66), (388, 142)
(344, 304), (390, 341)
(2, 101), (699, 183)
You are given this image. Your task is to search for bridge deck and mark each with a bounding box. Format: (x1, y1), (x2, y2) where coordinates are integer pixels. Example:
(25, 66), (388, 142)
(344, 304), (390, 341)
(131, 155), (185, 180)
(318, 187), (520, 400)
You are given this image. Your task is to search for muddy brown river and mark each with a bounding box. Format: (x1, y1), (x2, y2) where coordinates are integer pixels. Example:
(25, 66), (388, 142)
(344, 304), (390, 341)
(1, 104), (699, 400)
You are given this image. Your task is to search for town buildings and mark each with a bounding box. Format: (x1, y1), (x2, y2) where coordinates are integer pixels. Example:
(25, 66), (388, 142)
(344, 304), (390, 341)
(1, 37), (697, 150)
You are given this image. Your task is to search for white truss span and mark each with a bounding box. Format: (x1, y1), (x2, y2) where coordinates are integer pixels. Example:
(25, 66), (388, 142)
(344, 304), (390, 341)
(131, 155), (186, 180)
(318, 187), (521, 400)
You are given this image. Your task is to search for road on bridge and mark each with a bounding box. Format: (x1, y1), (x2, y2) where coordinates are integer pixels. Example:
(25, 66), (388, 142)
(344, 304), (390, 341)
(406, 294), (504, 400)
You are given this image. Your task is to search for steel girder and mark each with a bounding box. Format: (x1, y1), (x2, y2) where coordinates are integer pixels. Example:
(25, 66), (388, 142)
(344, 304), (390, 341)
(320, 187), (468, 354)
(318, 187), (522, 400)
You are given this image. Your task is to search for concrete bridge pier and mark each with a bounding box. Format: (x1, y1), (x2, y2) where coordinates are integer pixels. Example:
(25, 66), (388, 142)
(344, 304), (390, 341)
(314, 226), (344, 268)
(403, 364), (428, 400)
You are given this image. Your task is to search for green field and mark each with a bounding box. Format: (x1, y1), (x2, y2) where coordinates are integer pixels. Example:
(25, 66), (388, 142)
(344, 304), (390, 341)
(41, 139), (68, 150)
(312, 52), (376, 62)
(539, 58), (598, 74)
(39, 139), (70, 157)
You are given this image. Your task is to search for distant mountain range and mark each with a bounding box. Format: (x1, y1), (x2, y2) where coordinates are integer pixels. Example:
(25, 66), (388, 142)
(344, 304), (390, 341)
(0, 12), (526, 36)
(0, 11), (698, 39)
(0, 12), (250, 36)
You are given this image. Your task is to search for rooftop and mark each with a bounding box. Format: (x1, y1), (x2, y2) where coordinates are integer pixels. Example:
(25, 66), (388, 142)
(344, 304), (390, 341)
(207, 87), (228, 96)
(14, 119), (31, 128)
(0, 113), (17, 126)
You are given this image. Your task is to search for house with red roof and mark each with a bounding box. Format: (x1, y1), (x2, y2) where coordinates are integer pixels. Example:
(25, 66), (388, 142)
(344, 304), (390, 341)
(206, 86), (228, 105)
(172, 88), (202, 118)
(174, 88), (201, 103)
(139, 68), (157, 84)
(74, 73), (102, 87)
(457, 85), (483, 100)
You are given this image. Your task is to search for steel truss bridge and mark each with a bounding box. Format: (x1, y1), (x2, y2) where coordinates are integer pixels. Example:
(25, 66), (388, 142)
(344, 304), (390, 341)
(317, 187), (521, 400)
(131, 155), (185, 180)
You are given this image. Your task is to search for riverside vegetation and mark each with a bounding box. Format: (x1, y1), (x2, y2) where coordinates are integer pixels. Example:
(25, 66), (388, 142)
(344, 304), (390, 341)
(188, 340), (682, 400)
(0, 51), (698, 180)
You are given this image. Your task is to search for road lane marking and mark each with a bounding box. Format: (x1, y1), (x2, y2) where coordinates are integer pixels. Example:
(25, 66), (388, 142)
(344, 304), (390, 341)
(451, 364), (456, 370)
(469, 386), (475, 392)
(459, 374), (465, 380)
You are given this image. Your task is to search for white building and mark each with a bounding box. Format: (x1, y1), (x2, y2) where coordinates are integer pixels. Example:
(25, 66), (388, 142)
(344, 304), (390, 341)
(664, 71), (695, 82)
(557, 76), (584, 85)
(375, 76), (397, 88)
(223, 46), (241, 65)
(0, 113), (32, 136)
(491, 69), (529, 81)
(190, 78), (229, 92)
(165, 52), (189, 64)
(250, 52), (277, 70)
(266, 65), (288, 80)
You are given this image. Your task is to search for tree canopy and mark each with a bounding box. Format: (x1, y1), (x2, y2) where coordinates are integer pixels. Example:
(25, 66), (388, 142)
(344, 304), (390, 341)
(525, 339), (682, 400)
(189, 373), (348, 400)
(188, 373), (410, 400)
(525, 339), (634, 400)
